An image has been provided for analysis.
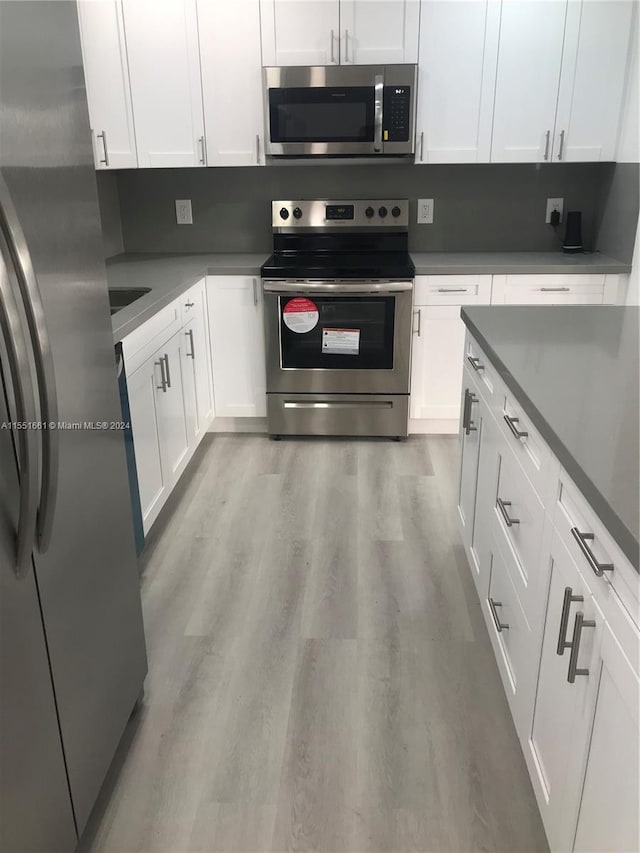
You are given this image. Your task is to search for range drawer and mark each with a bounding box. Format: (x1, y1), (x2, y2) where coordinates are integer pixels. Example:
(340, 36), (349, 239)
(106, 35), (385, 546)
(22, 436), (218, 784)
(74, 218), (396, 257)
(554, 472), (639, 628)
(498, 388), (556, 505)
(486, 537), (532, 710)
(414, 274), (492, 306)
(494, 442), (545, 615)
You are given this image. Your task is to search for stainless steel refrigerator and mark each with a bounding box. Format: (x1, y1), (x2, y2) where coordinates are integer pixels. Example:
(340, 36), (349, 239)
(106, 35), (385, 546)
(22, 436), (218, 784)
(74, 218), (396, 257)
(0, 2), (148, 851)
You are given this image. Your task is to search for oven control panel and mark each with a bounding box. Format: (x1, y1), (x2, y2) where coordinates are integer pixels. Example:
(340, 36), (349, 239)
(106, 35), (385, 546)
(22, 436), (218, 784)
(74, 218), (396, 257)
(273, 199), (409, 228)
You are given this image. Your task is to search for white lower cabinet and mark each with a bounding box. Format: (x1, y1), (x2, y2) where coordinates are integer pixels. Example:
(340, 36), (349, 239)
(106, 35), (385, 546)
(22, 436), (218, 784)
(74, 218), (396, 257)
(491, 274), (607, 305)
(459, 329), (640, 853)
(207, 276), (266, 418)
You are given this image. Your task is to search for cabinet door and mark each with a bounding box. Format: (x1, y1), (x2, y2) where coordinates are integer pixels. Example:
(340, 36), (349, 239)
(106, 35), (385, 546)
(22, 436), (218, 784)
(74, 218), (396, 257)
(573, 597), (639, 853)
(122, 0), (205, 167)
(416, 0), (499, 163)
(457, 372), (483, 551)
(208, 276), (266, 418)
(198, 0), (264, 166)
(410, 305), (466, 422)
(491, 1), (567, 162)
(528, 532), (604, 853)
(77, 0), (137, 169)
(182, 312), (214, 443)
(553, 1), (634, 162)
(181, 319), (199, 448)
(260, 0), (340, 66)
(155, 331), (190, 483)
(339, 0), (420, 64)
(468, 405), (500, 597)
(127, 357), (166, 530)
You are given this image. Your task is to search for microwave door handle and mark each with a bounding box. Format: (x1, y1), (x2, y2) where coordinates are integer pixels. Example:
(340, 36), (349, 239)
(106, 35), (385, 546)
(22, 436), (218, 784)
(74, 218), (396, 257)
(374, 74), (384, 153)
(0, 176), (59, 553)
(0, 240), (40, 578)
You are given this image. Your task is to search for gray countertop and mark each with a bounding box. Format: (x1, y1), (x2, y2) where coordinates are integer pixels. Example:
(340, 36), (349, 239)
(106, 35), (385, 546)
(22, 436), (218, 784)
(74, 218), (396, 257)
(108, 253), (267, 340)
(461, 305), (639, 571)
(107, 249), (630, 341)
(411, 251), (631, 275)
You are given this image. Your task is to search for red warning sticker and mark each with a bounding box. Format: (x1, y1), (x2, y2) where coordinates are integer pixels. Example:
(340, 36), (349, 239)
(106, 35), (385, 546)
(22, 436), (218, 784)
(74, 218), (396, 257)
(283, 297), (319, 333)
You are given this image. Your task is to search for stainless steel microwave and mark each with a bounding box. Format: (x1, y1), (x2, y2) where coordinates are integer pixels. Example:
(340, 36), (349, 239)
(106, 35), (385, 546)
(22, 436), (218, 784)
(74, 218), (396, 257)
(263, 64), (417, 158)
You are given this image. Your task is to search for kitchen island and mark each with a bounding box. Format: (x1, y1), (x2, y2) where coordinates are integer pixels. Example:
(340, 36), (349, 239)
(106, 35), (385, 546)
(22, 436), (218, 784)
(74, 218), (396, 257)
(457, 305), (639, 853)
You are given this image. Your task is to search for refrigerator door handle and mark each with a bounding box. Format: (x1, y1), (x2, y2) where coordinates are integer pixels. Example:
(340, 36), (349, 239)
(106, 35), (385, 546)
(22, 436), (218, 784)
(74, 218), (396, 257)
(0, 176), (59, 553)
(0, 238), (40, 577)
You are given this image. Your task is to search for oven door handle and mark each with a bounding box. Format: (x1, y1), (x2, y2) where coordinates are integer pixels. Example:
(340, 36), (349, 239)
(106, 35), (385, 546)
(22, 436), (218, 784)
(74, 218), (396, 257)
(262, 281), (413, 294)
(374, 74), (384, 153)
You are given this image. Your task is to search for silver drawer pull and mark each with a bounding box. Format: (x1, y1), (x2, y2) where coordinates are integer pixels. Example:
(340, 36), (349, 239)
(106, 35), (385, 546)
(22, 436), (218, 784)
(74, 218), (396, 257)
(184, 300), (195, 309)
(504, 414), (528, 440)
(488, 598), (509, 632)
(567, 612), (596, 683)
(467, 354), (484, 371)
(437, 287), (468, 293)
(497, 497), (520, 527)
(540, 286), (570, 292)
(570, 528), (614, 577)
(557, 586), (584, 655)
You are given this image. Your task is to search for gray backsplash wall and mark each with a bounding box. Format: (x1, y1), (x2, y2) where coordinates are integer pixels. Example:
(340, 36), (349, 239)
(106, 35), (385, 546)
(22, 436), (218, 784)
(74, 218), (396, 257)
(595, 162), (640, 262)
(102, 161), (639, 260)
(96, 172), (124, 257)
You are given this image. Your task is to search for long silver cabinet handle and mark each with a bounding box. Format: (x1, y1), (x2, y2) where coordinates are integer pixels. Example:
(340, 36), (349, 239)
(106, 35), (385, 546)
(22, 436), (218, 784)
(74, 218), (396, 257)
(163, 353), (171, 388)
(540, 287), (570, 293)
(413, 308), (421, 336)
(253, 278), (258, 306)
(488, 598), (509, 632)
(463, 389), (478, 435)
(503, 414), (528, 440)
(256, 134), (261, 164)
(330, 29), (336, 63)
(0, 175), (59, 553)
(0, 237), (40, 577)
(155, 358), (166, 392)
(497, 497), (520, 527)
(467, 354), (484, 371)
(97, 130), (109, 166)
(570, 527), (614, 577)
(198, 136), (206, 165)
(557, 129), (565, 160)
(557, 586), (584, 655)
(438, 288), (467, 293)
(374, 75), (384, 153)
(186, 328), (195, 359)
(420, 131), (424, 162)
(543, 130), (550, 161)
(344, 29), (350, 63)
(567, 612), (596, 683)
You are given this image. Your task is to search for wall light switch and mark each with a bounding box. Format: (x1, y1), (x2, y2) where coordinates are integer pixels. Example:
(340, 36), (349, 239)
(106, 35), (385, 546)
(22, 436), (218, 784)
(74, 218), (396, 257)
(175, 199), (193, 225)
(417, 199), (434, 225)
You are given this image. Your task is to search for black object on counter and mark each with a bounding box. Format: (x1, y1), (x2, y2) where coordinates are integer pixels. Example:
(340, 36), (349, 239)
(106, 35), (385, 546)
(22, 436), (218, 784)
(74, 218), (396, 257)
(563, 211), (583, 253)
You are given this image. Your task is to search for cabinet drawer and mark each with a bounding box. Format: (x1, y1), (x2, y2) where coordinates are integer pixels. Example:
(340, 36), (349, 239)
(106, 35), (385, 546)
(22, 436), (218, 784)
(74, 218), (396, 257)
(497, 388), (555, 505)
(494, 443), (545, 611)
(414, 274), (492, 306)
(122, 298), (182, 375)
(486, 538), (532, 707)
(555, 473), (639, 628)
(493, 274), (605, 305)
(180, 277), (207, 326)
(464, 333), (501, 402)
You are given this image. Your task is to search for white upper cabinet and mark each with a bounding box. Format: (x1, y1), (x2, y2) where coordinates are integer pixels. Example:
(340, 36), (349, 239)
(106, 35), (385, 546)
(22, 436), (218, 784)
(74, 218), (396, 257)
(198, 0), (264, 166)
(260, 0), (340, 66)
(491, 0), (568, 163)
(339, 0), (420, 64)
(416, 0), (500, 163)
(122, 0), (205, 167)
(77, 0), (137, 169)
(553, 1), (634, 162)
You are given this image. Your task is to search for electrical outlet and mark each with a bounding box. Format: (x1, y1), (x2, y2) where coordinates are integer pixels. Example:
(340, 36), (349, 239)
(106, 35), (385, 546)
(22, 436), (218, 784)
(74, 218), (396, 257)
(545, 197), (564, 224)
(175, 199), (193, 225)
(417, 198), (434, 225)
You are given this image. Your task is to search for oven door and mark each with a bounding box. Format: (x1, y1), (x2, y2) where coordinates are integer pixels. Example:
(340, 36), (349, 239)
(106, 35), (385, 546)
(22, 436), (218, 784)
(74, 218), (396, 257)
(264, 65), (382, 156)
(263, 280), (413, 394)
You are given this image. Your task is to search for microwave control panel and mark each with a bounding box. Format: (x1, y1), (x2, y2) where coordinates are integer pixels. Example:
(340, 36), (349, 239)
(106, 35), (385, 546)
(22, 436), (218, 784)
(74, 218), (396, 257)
(383, 86), (411, 142)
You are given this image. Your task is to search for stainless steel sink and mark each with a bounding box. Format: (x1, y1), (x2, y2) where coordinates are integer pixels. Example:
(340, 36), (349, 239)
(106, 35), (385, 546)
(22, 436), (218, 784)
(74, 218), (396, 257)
(108, 287), (151, 315)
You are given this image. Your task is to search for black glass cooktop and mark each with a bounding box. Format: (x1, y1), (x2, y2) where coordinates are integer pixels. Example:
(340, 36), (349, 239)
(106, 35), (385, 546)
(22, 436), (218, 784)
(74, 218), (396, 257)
(261, 251), (415, 280)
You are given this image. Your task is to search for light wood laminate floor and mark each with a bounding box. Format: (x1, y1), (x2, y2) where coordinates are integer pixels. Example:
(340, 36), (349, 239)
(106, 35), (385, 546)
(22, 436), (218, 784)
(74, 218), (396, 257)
(79, 435), (548, 853)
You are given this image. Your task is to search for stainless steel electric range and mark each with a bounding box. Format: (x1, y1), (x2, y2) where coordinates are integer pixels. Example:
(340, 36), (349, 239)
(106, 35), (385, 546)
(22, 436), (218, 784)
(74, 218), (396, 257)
(261, 199), (414, 438)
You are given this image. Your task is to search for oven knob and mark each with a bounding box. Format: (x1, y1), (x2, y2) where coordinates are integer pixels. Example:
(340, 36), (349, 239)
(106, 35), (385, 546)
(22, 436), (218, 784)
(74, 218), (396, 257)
(279, 207), (289, 220)
(378, 206), (388, 218)
(365, 206), (375, 219)
(293, 207), (303, 219)
(391, 205), (401, 218)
